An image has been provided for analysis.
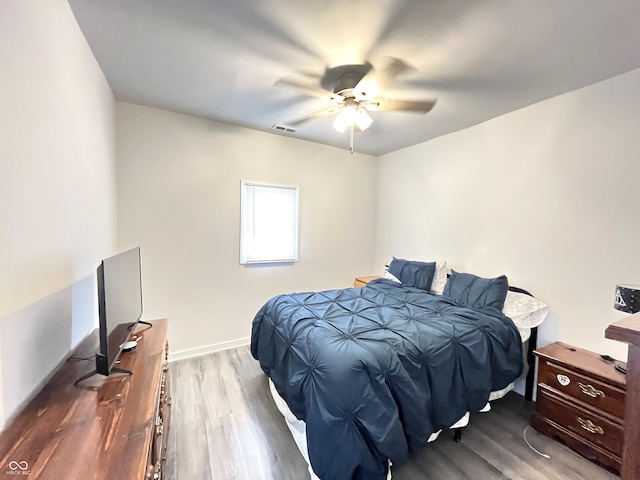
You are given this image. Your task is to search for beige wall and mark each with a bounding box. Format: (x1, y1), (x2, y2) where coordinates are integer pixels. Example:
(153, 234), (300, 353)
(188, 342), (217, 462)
(3, 1), (639, 431)
(115, 102), (377, 359)
(0, 0), (116, 429)
(376, 67), (640, 362)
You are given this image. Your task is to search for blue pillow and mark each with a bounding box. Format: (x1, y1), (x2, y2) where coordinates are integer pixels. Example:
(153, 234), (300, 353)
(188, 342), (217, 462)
(387, 257), (436, 292)
(443, 270), (509, 310)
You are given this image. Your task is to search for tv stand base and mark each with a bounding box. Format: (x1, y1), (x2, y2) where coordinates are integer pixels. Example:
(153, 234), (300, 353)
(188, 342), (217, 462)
(74, 366), (132, 385)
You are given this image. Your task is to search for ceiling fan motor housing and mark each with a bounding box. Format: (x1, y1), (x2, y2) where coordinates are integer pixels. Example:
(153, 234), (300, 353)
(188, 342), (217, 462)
(333, 72), (366, 95)
(320, 63), (372, 95)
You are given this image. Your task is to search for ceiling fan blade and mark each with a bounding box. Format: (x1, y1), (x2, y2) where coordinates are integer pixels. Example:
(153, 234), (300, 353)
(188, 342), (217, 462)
(372, 98), (437, 113)
(284, 105), (343, 126)
(274, 77), (341, 101)
(379, 57), (416, 84)
(354, 57), (417, 98)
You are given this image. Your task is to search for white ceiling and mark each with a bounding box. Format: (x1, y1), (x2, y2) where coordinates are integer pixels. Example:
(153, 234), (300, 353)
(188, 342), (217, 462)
(68, 0), (640, 156)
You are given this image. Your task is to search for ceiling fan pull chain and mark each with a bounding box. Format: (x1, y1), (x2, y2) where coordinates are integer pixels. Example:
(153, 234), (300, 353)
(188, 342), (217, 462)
(349, 123), (354, 154)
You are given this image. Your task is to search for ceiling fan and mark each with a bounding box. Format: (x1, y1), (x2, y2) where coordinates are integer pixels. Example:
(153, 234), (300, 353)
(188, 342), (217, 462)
(274, 58), (437, 153)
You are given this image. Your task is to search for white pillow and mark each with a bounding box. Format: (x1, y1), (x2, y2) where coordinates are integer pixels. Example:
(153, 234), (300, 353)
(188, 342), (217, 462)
(430, 261), (449, 294)
(384, 270), (401, 283)
(502, 291), (549, 328)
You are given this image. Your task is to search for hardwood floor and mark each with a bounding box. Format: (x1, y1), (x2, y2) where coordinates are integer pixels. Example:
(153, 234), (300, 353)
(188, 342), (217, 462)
(166, 346), (619, 480)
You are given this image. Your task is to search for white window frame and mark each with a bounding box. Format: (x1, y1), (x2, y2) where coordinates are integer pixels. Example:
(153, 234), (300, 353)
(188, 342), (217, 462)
(240, 180), (299, 265)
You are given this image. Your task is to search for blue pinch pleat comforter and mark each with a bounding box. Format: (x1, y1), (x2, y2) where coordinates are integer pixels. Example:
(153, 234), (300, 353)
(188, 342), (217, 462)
(251, 279), (523, 480)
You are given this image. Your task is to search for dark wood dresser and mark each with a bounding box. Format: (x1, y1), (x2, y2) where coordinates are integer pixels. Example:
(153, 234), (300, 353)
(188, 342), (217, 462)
(531, 342), (626, 473)
(0, 319), (170, 479)
(605, 312), (640, 479)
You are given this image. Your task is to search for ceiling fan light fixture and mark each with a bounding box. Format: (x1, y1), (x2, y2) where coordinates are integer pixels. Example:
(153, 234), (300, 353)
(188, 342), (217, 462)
(332, 105), (358, 133)
(356, 109), (373, 131)
(333, 105), (373, 133)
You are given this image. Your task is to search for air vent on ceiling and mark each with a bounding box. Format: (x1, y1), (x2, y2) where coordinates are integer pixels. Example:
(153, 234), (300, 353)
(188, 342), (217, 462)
(271, 124), (296, 133)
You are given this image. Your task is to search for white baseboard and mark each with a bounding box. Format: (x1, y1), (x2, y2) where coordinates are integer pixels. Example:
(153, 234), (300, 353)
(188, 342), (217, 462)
(168, 337), (251, 362)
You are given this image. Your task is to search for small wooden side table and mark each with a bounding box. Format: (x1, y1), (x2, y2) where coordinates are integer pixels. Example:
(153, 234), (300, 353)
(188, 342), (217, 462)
(353, 275), (381, 288)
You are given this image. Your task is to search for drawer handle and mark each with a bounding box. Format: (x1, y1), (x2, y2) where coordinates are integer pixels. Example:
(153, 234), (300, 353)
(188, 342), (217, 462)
(577, 417), (604, 435)
(578, 382), (605, 398)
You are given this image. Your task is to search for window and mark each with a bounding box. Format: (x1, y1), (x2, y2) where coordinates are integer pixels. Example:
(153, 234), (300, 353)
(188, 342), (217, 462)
(240, 181), (299, 264)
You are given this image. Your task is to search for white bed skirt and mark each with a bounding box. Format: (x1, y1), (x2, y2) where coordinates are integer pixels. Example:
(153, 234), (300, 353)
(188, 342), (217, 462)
(268, 379), (514, 480)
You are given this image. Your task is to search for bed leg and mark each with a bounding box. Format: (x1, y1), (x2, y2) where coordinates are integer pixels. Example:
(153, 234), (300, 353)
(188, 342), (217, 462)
(453, 428), (462, 442)
(525, 326), (538, 401)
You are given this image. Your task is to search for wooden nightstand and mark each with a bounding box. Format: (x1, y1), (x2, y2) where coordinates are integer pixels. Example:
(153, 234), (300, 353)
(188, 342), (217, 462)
(353, 275), (381, 288)
(531, 342), (626, 473)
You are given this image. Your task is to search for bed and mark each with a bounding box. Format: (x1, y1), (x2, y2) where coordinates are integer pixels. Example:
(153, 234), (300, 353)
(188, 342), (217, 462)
(251, 259), (549, 480)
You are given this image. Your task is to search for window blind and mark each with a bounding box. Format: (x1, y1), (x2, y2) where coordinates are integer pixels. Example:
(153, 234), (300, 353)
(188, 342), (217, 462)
(240, 182), (299, 264)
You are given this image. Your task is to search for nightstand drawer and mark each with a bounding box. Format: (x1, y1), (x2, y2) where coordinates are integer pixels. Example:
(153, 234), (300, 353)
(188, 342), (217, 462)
(537, 386), (623, 457)
(538, 360), (625, 419)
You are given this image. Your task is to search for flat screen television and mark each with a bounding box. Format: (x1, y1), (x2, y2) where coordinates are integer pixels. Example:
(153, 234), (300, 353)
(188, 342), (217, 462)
(75, 247), (146, 384)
